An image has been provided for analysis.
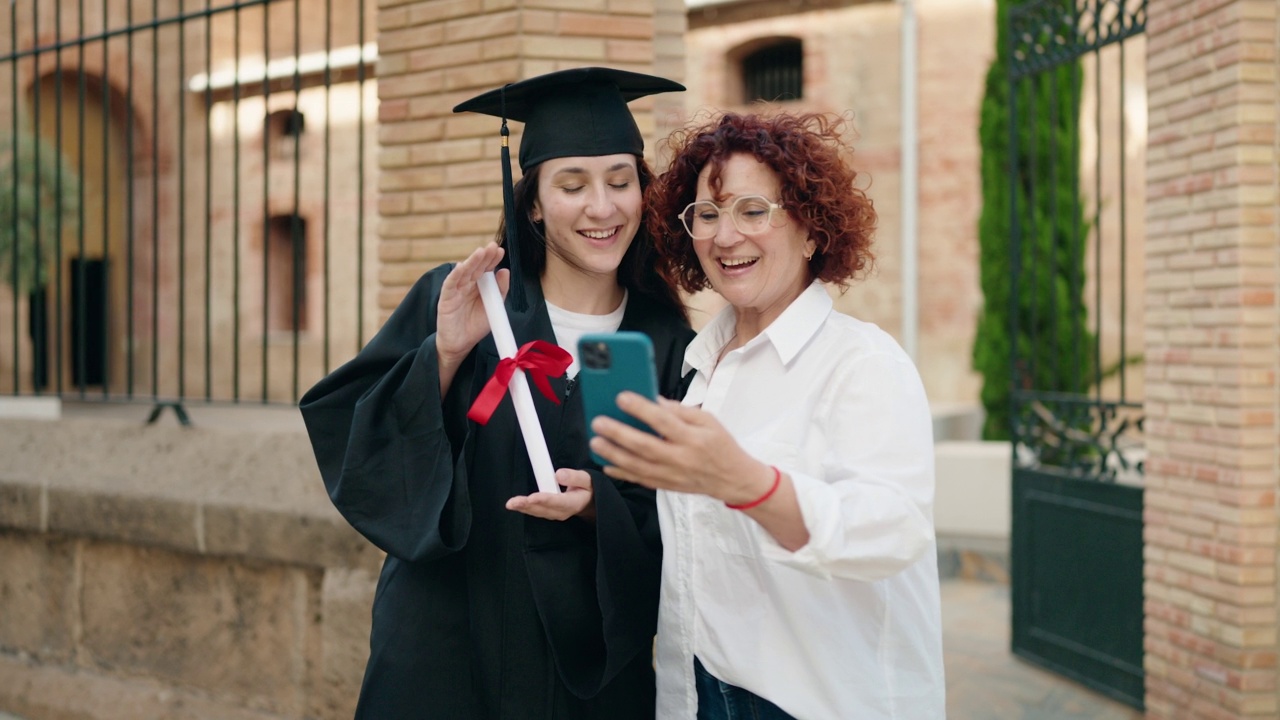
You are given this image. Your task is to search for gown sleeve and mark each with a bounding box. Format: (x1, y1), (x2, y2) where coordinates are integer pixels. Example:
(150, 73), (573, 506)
(299, 264), (473, 562)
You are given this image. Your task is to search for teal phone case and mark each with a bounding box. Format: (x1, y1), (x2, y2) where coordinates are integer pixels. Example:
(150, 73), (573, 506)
(578, 331), (659, 466)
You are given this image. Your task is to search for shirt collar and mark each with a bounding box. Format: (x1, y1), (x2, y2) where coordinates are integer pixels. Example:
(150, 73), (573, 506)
(683, 281), (832, 375)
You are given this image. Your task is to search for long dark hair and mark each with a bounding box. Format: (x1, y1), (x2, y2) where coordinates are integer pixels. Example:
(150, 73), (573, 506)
(495, 158), (688, 322)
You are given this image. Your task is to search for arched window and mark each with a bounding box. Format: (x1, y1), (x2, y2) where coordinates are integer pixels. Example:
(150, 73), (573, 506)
(265, 109), (305, 157)
(741, 39), (803, 103)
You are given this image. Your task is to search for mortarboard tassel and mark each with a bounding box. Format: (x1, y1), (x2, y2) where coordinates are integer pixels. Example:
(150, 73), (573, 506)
(499, 86), (528, 312)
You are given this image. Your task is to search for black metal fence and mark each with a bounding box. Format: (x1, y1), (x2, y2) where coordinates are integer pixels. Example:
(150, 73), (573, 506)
(1005, 0), (1147, 708)
(1, 0), (374, 413)
(1007, 0), (1146, 480)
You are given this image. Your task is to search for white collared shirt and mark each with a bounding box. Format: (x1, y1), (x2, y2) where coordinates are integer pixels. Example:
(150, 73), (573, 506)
(655, 282), (945, 719)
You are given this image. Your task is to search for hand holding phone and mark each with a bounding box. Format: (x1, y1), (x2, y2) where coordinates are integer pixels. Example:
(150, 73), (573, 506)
(578, 332), (660, 466)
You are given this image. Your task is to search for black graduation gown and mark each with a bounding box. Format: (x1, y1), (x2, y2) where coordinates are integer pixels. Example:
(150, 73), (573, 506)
(299, 264), (693, 720)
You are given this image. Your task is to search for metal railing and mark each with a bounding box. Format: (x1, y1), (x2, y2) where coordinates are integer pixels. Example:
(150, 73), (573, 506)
(1, 0), (374, 414)
(742, 39), (803, 103)
(1006, 3), (1149, 707)
(1007, 0), (1147, 482)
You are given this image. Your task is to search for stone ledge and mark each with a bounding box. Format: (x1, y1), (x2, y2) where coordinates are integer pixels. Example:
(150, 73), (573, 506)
(0, 653), (286, 720)
(0, 416), (380, 571)
(935, 440), (1010, 540)
(0, 397), (61, 421)
(48, 487), (204, 555)
(0, 483), (40, 531)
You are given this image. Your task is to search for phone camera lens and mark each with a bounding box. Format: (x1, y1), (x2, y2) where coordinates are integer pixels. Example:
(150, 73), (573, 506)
(582, 342), (612, 369)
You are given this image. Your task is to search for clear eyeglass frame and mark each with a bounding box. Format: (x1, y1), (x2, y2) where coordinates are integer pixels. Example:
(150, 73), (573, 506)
(678, 195), (786, 240)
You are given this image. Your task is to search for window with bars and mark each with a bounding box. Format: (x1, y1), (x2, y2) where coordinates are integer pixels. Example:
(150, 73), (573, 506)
(267, 214), (308, 333)
(742, 40), (803, 103)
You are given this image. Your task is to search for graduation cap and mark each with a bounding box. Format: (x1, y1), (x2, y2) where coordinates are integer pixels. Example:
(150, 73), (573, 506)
(453, 67), (685, 310)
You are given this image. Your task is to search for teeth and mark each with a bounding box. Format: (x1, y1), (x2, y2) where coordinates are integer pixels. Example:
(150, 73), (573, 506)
(721, 257), (757, 267)
(581, 229), (615, 239)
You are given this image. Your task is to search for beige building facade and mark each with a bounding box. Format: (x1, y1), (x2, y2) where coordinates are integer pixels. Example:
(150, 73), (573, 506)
(1, 0), (995, 409)
(680, 0), (994, 406)
(0, 0), (379, 404)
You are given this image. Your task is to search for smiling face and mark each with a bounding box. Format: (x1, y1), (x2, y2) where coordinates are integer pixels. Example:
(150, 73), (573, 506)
(693, 153), (816, 331)
(531, 153), (642, 284)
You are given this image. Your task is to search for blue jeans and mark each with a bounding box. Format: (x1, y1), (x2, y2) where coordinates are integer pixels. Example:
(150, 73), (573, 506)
(694, 657), (796, 720)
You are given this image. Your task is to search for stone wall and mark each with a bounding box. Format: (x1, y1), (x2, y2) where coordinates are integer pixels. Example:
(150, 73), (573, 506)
(0, 415), (380, 720)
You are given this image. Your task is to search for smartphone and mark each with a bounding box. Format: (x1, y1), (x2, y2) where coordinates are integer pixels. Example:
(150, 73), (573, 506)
(578, 332), (660, 466)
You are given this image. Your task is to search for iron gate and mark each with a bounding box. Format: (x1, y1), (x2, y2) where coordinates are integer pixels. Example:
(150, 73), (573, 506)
(0, 0), (375, 414)
(1006, 0), (1147, 708)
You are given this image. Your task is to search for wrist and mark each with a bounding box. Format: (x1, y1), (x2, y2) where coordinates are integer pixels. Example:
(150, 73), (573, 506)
(576, 495), (598, 522)
(436, 338), (468, 369)
(724, 464), (782, 511)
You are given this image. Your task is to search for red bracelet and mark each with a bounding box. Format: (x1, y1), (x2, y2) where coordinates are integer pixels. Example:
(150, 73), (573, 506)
(725, 465), (782, 511)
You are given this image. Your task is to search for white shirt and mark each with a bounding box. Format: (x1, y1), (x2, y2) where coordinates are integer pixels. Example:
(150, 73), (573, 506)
(655, 282), (945, 720)
(546, 291), (627, 376)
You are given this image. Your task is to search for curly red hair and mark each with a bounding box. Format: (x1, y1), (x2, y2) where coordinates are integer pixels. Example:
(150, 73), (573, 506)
(647, 112), (876, 294)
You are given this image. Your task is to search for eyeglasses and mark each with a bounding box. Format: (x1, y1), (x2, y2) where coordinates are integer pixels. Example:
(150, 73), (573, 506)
(678, 195), (786, 240)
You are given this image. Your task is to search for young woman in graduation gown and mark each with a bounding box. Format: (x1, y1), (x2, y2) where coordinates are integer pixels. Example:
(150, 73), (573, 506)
(298, 68), (693, 719)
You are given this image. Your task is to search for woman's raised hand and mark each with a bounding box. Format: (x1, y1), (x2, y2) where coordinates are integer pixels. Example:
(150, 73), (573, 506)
(436, 243), (508, 394)
(593, 394), (810, 550)
(589, 394), (774, 505)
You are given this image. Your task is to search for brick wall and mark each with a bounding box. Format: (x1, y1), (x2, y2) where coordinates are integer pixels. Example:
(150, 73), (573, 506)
(1143, 0), (1280, 715)
(682, 0), (993, 405)
(0, 0), (379, 402)
(375, 0), (684, 322)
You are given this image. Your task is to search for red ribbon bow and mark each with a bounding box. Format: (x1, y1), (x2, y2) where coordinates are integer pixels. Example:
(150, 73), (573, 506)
(466, 340), (573, 425)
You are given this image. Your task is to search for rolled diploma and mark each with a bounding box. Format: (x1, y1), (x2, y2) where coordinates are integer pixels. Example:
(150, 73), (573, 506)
(477, 271), (561, 494)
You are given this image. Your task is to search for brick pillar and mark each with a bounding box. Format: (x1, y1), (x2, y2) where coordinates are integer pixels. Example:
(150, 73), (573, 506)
(651, 0), (690, 166)
(374, 0), (682, 321)
(1143, 0), (1279, 716)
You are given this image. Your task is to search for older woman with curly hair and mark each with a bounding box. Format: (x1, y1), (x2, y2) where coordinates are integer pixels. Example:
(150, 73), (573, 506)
(588, 112), (945, 719)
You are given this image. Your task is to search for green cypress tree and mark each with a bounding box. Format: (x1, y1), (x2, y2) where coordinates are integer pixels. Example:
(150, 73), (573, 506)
(974, 0), (1094, 441)
(0, 129), (81, 294)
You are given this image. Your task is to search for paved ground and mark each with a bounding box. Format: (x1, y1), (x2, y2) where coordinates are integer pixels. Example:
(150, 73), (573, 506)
(943, 579), (1144, 720)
